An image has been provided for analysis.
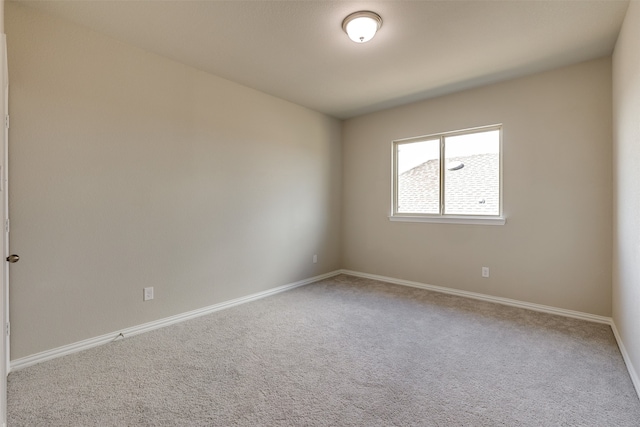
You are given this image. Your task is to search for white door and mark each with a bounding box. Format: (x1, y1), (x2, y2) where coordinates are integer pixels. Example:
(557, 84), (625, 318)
(0, 32), (9, 427)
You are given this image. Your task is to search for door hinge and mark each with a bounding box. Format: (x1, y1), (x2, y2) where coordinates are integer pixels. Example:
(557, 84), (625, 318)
(4, 219), (8, 233)
(4, 115), (8, 129)
(5, 322), (9, 337)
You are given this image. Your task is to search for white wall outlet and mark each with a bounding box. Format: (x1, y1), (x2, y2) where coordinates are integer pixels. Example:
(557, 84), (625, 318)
(143, 287), (154, 301)
(313, 254), (317, 264)
(482, 267), (490, 278)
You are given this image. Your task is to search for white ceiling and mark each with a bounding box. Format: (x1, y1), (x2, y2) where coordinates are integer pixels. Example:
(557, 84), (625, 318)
(15, 0), (629, 119)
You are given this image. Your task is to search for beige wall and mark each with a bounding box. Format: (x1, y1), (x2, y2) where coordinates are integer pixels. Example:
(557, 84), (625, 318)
(342, 58), (613, 316)
(613, 0), (640, 390)
(6, 3), (342, 359)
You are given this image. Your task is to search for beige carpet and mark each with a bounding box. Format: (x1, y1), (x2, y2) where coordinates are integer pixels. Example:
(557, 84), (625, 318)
(8, 274), (640, 426)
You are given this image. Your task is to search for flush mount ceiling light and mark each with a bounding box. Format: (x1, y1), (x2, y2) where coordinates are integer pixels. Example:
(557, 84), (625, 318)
(342, 11), (382, 43)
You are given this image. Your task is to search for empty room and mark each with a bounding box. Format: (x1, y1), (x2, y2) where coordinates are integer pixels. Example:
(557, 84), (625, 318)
(1, 0), (640, 425)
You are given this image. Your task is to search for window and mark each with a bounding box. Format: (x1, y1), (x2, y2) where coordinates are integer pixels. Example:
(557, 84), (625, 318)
(391, 125), (504, 225)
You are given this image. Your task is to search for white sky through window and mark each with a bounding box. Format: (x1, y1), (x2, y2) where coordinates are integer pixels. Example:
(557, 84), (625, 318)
(398, 130), (499, 174)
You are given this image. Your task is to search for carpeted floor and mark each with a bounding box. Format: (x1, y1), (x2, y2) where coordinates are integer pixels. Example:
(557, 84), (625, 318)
(7, 274), (640, 426)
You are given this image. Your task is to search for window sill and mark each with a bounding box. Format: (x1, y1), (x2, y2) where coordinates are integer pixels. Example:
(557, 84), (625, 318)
(389, 215), (506, 226)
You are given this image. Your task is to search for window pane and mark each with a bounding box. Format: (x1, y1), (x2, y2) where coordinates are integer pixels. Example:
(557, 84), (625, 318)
(397, 139), (440, 214)
(444, 130), (500, 215)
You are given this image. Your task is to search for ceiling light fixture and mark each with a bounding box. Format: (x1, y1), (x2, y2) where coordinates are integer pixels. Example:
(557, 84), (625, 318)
(342, 11), (382, 43)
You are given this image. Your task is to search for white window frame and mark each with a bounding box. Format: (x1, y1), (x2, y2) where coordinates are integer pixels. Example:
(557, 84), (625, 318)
(390, 124), (505, 225)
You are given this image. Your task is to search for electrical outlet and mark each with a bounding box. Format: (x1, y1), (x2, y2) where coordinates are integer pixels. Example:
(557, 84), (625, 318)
(313, 254), (317, 264)
(482, 267), (490, 278)
(143, 287), (154, 301)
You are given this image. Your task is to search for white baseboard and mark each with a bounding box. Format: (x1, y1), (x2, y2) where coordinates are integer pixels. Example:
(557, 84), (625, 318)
(10, 270), (342, 372)
(610, 322), (640, 399)
(339, 269), (612, 324)
(12, 268), (639, 403)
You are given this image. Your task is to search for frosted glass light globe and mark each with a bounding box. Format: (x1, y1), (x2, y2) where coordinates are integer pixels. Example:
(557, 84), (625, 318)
(342, 11), (382, 43)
